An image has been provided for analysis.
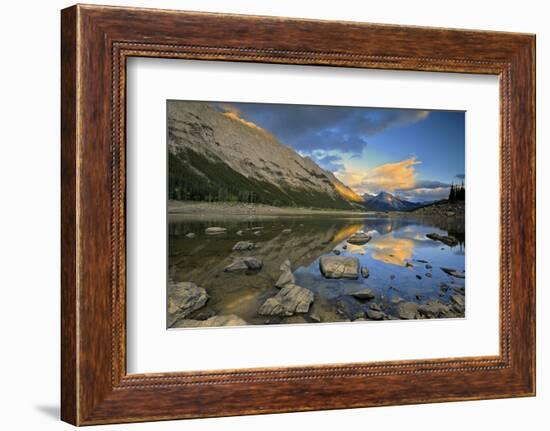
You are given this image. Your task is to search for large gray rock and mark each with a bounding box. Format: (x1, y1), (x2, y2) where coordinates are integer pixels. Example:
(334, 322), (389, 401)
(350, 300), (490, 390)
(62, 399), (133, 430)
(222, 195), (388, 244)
(258, 284), (314, 316)
(232, 240), (254, 251)
(346, 231), (372, 245)
(396, 302), (419, 319)
(174, 314), (248, 328)
(319, 256), (360, 279)
(167, 281), (209, 327)
(224, 257), (263, 272)
(205, 227), (227, 235)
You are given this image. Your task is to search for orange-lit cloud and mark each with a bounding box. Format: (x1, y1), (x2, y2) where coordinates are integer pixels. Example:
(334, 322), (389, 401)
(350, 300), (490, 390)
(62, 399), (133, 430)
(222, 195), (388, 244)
(338, 157), (421, 194)
(223, 111), (268, 134)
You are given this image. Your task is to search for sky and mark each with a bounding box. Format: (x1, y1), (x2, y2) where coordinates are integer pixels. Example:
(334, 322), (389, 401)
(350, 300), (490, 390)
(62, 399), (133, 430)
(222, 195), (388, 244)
(214, 101), (465, 202)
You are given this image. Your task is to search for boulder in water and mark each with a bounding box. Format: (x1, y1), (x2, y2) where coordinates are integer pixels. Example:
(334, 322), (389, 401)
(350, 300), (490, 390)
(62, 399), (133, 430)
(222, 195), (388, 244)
(258, 284), (314, 316)
(167, 281), (208, 327)
(319, 256), (360, 279)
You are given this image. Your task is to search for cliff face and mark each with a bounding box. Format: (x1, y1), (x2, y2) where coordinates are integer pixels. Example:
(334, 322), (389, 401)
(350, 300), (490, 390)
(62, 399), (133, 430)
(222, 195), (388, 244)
(167, 101), (363, 209)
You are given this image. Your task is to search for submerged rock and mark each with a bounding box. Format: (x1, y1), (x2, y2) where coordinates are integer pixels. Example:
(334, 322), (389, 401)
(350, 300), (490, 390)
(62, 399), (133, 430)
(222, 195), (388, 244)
(185, 232), (196, 239)
(224, 257), (263, 272)
(396, 302), (419, 319)
(335, 296), (366, 320)
(333, 249), (341, 255)
(236, 230), (244, 236)
(366, 309), (386, 320)
(441, 267), (465, 278)
(361, 267), (370, 278)
(205, 227), (227, 235)
(352, 288), (375, 300)
(319, 256), (360, 279)
(174, 314), (248, 328)
(426, 233), (459, 247)
(258, 284), (314, 316)
(232, 240), (255, 251)
(167, 281), (208, 327)
(451, 294), (465, 311)
(281, 228), (292, 234)
(346, 231), (372, 245)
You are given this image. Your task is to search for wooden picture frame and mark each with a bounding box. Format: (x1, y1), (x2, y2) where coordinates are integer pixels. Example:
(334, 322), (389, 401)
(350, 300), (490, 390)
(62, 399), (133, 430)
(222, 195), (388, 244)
(61, 4), (535, 425)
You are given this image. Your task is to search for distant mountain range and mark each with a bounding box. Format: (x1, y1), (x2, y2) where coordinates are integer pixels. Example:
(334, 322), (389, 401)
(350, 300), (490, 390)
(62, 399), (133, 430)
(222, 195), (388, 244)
(167, 102), (432, 212)
(362, 191), (423, 212)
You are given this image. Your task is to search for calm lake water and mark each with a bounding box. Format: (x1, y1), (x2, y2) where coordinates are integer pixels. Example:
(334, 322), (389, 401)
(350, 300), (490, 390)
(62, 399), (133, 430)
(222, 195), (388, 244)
(168, 213), (465, 327)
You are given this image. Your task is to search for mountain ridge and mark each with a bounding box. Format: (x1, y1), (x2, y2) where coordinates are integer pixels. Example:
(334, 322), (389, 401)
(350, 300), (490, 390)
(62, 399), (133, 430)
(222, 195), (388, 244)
(362, 191), (422, 212)
(168, 102), (363, 210)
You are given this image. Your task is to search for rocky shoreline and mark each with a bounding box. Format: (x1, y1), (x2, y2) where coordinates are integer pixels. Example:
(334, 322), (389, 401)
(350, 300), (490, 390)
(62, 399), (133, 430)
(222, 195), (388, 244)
(168, 224), (465, 328)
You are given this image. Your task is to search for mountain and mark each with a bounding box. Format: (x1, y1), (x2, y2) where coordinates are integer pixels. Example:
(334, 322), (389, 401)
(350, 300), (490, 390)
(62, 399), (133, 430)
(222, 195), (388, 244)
(362, 192), (375, 201)
(167, 102), (364, 210)
(363, 191), (422, 212)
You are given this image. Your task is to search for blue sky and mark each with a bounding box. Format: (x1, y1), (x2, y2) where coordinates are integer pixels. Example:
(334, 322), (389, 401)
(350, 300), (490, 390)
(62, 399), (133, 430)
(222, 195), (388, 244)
(214, 102), (465, 202)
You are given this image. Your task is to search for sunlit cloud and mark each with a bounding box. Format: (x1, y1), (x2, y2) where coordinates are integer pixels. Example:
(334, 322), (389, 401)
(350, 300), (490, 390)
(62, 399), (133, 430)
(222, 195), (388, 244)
(222, 111), (268, 134)
(337, 157), (421, 194)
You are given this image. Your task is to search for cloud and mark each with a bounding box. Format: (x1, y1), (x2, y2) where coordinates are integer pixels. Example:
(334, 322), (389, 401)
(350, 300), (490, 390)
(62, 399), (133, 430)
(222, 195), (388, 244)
(396, 179), (451, 192)
(218, 103), (274, 133)
(338, 157), (421, 194)
(216, 102), (430, 156)
(397, 187), (450, 202)
(311, 153), (345, 173)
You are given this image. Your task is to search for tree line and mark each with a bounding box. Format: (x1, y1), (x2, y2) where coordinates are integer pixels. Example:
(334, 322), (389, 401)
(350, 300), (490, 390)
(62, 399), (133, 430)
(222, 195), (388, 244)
(448, 183), (465, 201)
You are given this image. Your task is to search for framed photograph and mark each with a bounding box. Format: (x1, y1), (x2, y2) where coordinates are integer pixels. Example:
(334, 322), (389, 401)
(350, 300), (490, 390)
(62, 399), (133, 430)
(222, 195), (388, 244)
(61, 4), (535, 425)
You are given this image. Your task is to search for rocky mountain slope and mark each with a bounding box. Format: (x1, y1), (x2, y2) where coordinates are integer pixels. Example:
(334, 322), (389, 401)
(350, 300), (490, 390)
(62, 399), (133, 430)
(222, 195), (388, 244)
(363, 191), (421, 212)
(168, 102), (364, 210)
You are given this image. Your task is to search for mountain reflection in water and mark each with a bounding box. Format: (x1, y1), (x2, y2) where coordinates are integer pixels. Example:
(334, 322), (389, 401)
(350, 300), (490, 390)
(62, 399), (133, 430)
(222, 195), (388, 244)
(168, 214), (465, 328)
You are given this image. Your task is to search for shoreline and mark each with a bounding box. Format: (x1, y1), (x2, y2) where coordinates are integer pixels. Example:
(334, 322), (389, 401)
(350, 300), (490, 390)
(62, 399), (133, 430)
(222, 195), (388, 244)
(168, 200), (379, 217)
(167, 200), (465, 219)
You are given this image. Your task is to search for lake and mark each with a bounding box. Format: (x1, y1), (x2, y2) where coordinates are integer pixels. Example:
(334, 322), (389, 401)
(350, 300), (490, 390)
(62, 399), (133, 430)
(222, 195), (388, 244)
(168, 213), (465, 328)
